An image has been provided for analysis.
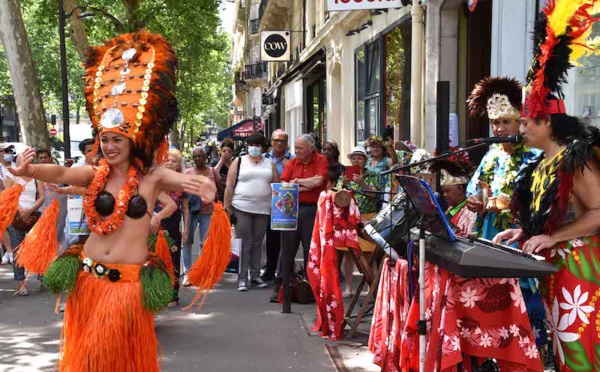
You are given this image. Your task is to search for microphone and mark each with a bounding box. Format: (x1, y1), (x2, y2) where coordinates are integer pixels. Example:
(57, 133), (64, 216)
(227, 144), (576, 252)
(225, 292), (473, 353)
(470, 135), (523, 144)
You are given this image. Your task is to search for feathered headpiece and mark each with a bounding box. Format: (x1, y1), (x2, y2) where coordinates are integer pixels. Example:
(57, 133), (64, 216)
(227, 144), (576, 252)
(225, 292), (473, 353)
(430, 147), (474, 187)
(523, 0), (600, 118)
(467, 77), (523, 120)
(83, 31), (179, 165)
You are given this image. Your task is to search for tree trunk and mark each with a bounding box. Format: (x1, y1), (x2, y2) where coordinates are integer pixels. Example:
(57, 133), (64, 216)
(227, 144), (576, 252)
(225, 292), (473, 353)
(170, 126), (180, 150)
(0, 0), (49, 148)
(63, 0), (90, 61)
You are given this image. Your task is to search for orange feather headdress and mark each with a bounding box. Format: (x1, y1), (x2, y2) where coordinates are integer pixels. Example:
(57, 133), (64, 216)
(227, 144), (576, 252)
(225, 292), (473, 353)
(83, 31), (178, 165)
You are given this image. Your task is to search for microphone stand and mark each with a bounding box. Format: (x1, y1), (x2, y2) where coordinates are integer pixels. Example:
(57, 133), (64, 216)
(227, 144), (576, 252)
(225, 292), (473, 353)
(381, 142), (490, 176)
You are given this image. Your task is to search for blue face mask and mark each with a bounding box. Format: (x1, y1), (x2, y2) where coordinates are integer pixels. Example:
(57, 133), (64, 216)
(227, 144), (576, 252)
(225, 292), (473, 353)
(3, 154), (12, 163)
(247, 146), (262, 157)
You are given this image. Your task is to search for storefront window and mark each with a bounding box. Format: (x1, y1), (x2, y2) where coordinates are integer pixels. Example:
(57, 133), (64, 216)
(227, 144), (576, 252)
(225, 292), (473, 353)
(563, 22), (600, 128)
(384, 23), (412, 139)
(355, 41), (382, 144)
(355, 20), (411, 145)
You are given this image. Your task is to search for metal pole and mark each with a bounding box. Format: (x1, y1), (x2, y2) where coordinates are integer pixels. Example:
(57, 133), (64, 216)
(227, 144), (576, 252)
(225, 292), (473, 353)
(281, 232), (291, 313)
(58, 0), (71, 160)
(418, 222), (426, 372)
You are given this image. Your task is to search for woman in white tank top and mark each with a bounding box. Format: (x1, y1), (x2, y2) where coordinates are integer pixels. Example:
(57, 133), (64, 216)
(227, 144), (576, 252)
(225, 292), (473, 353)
(224, 133), (279, 291)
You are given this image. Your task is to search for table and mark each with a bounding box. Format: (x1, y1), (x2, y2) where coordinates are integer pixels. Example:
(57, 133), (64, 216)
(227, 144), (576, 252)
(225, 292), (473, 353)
(368, 258), (544, 372)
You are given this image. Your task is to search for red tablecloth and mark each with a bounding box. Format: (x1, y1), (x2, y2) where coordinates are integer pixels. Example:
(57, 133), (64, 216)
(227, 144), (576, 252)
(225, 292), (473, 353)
(307, 192), (361, 340)
(369, 258), (544, 372)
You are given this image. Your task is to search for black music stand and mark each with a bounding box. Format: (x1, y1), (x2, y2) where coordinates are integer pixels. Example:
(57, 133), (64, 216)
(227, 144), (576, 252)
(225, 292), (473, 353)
(396, 175), (456, 372)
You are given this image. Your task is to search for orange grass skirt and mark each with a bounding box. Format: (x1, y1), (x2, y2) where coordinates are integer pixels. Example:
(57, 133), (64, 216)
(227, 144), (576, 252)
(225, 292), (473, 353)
(59, 256), (159, 372)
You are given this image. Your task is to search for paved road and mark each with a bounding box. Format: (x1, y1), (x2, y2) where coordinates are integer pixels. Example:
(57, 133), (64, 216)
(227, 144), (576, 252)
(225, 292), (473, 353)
(0, 264), (339, 372)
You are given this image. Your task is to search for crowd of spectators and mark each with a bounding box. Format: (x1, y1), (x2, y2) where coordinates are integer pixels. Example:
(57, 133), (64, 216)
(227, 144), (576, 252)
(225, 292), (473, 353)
(0, 128), (414, 307)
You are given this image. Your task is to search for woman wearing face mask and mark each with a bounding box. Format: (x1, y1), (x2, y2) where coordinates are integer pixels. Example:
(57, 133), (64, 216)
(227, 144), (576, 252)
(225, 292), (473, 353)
(224, 133), (279, 292)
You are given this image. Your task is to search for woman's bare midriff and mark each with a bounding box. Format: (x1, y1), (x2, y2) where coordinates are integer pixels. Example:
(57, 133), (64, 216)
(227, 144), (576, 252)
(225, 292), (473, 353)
(83, 174), (159, 265)
(83, 216), (151, 264)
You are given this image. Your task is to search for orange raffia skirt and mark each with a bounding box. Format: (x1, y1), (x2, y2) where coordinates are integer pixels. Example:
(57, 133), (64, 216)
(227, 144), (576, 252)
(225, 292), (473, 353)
(58, 250), (161, 372)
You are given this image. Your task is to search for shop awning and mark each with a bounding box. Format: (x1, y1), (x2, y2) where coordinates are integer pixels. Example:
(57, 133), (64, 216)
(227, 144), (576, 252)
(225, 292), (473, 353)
(217, 119), (264, 141)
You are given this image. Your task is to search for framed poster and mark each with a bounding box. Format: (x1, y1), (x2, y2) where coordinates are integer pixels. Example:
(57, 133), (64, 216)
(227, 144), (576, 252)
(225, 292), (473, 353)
(270, 183), (299, 231)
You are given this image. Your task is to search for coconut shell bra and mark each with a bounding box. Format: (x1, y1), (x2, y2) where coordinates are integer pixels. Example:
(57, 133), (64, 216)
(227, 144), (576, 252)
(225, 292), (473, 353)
(95, 190), (148, 219)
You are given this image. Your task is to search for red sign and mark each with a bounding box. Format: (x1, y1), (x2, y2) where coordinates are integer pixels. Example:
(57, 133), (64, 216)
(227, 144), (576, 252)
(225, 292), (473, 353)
(468, 0), (478, 12)
(49, 128), (57, 136)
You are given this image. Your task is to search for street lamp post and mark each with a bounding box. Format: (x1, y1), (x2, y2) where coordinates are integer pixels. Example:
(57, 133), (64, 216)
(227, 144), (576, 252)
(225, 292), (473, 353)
(58, 0), (71, 159)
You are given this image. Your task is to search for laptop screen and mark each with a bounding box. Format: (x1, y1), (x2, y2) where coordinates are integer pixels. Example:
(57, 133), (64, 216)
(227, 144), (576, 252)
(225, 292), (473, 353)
(397, 175), (456, 242)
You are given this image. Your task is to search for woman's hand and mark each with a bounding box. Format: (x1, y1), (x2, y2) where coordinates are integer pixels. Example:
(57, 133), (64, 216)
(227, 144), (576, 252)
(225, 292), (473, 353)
(150, 214), (162, 235)
(492, 228), (524, 246)
(8, 148), (36, 178)
(183, 175), (216, 205)
(466, 195), (484, 213)
(353, 172), (367, 188)
(522, 234), (556, 255)
(20, 207), (34, 220)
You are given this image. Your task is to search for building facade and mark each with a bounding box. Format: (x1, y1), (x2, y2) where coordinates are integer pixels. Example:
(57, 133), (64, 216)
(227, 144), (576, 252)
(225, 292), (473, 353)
(229, 0), (600, 159)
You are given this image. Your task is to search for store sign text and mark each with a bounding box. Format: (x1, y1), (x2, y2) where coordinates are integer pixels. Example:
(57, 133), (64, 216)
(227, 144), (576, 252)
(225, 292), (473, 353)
(327, 0), (403, 11)
(261, 31), (291, 62)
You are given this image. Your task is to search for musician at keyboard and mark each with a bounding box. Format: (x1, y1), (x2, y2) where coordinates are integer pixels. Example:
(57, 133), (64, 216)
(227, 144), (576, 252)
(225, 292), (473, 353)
(492, 10), (600, 369)
(465, 76), (547, 350)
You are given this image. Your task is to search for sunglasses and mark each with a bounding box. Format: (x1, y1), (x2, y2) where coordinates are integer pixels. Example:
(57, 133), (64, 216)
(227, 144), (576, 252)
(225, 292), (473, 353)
(2, 148), (13, 154)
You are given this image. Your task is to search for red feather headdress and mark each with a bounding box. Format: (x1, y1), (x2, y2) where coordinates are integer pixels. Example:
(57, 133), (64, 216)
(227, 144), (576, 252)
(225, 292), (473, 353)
(523, 0), (600, 118)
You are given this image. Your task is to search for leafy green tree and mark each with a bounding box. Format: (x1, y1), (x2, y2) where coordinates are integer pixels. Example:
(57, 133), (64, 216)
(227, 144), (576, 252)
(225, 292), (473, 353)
(0, 0), (232, 151)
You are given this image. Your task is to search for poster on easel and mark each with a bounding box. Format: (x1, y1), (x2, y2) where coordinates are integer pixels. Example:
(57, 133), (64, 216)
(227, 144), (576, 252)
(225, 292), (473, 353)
(270, 183), (299, 231)
(67, 195), (90, 235)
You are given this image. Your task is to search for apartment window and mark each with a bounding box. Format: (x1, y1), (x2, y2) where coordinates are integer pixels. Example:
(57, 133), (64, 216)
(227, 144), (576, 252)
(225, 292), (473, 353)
(355, 40), (382, 144)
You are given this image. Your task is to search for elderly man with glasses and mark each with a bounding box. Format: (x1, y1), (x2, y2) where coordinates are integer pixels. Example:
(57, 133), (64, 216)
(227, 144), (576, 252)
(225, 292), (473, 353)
(270, 133), (328, 302)
(262, 129), (295, 282)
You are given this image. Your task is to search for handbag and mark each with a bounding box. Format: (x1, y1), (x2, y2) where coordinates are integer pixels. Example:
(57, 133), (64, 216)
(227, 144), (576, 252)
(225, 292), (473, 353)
(13, 211), (41, 232)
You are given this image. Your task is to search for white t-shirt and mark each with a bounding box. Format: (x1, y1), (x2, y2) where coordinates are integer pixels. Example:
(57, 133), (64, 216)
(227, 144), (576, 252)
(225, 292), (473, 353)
(7, 172), (38, 209)
(232, 156), (274, 215)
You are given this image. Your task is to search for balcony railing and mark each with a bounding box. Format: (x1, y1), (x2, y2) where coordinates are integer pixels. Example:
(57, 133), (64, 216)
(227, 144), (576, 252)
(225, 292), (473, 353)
(249, 19), (260, 34)
(258, 0), (268, 21)
(243, 62), (268, 80)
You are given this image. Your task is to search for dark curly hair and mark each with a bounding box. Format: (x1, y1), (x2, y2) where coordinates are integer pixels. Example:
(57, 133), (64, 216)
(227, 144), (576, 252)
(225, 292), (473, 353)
(246, 132), (268, 152)
(221, 137), (235, 151)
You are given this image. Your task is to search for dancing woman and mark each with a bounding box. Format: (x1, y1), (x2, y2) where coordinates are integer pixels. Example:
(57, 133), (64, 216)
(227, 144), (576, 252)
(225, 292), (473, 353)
(2, 31), (228, 371)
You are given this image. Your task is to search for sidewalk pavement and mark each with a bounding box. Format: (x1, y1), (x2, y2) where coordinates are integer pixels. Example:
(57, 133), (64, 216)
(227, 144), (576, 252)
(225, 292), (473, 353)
(0, 262), (379, 372)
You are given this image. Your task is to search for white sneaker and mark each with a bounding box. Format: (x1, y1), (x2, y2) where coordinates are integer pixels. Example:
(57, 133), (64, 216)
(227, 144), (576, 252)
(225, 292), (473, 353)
(1, 253), (9, 264)
(7, 252), (13, 264)
(238, 280), (248, 292)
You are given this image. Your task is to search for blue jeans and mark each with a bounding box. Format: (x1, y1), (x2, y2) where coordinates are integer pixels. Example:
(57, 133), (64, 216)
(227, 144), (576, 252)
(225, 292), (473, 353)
(7, 225), (26, 282)
(181, 213), (212, 274)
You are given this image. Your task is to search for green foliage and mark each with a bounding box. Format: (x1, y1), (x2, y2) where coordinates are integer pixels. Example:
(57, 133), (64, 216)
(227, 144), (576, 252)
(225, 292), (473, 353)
(1, 0), (232, 147)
